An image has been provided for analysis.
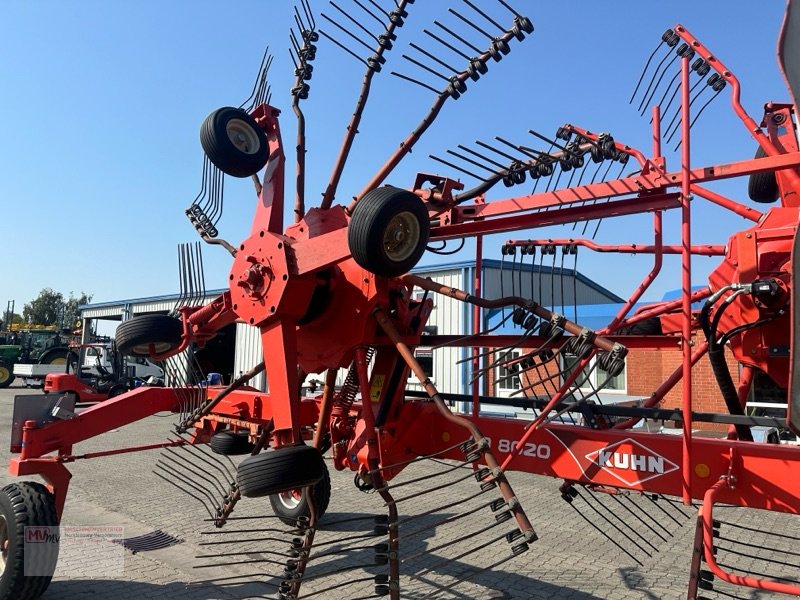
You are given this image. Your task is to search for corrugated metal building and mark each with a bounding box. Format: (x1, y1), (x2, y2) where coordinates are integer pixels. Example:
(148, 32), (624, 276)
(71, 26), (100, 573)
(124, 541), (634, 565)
(79, 259), (621, 395)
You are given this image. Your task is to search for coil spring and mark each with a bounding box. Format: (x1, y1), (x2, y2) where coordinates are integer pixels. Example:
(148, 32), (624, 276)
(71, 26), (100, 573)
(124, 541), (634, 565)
(331, 347), (375, 419)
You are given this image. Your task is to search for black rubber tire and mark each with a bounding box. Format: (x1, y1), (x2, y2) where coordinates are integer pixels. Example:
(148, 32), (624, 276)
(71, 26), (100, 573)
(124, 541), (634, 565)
(210, 431), (255, 456)
(269, 461), (331, 526)
(116, 315), (183, 357)
(348, 186), (430, 278)
(0, 482), (59, 600)
(748, 145), (780, 203)
(37, 348), (71, 366)
(200, 107), (269, 178)
(618, 317), (662, 336)
(0, 360), (14, 388)
(107, 384), (128, 399)
(237, 445), (325, 498)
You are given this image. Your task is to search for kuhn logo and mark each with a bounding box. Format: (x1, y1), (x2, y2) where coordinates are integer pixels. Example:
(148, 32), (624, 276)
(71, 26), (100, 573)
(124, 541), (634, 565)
(585, 438), (678, 486)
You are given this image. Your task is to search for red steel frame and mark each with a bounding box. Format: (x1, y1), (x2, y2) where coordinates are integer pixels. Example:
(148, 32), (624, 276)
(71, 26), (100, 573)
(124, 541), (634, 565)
(8, 15), (800, 599)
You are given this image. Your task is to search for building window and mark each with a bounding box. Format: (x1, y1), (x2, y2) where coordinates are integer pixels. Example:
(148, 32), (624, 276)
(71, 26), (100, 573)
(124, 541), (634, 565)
(497, 350), (522, 392)
(562, 352), (626, 393)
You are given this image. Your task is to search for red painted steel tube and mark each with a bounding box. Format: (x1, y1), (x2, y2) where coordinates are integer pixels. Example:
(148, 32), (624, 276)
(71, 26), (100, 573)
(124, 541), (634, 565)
(499, 353), (594, 472)
(320, 0), (413, 211)
(675, 24), (800, 194)
(702, 478), (800, 595)
(606, 211), (663, 334)
(59, 439), (185, 462)
(653, 105), (662, 158)
(504, 238), (724, 257)
(401, 274), (618, 352)
(690, 184), (763, 222)
(354, 347), (380, 463)
(433, 194), (683, 240)
(680, 55), (693, 504)
(445, 153), (798, 227)
(727, 364), (755, 440)
(613, 287), (712, 332)
(312, 369), (338, 450)
(472, 235), (483, 419)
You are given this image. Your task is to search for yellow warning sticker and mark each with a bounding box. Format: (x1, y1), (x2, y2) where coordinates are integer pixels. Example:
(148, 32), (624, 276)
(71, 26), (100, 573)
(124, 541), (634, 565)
(370, 374), (385, 402)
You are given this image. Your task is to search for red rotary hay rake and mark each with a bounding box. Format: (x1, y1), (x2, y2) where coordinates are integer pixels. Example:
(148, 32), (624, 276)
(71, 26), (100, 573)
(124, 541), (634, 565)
(5, 1), (800, 598)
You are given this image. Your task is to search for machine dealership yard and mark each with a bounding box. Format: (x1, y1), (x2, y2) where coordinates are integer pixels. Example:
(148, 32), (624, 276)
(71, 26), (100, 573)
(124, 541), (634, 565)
(0, 383), (792, 600)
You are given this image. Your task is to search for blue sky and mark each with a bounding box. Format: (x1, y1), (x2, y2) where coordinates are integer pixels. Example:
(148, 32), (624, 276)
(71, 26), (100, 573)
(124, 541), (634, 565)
(0, 1), (792, 325)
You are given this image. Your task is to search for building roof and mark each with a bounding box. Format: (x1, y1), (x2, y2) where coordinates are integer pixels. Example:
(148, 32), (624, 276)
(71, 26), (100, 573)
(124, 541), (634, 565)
(80, 258), (623, 313)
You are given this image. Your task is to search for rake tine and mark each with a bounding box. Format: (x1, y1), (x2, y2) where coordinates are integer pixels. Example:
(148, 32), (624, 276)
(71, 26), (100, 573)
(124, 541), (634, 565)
(172, 442), (234, 492)
(449, 7), (495, 41)
(194, 557), (286, 569)
(475, 139), (520, 163)
(351, 0), (386, 27)
(365, 0), (390, 19)
(457, 144), (507, 169)
(645, 493), (684, 527)
(300, 576), (376, 599)
(496, 0), (521, 18)
(463, 0), (505, 31)
(434, 19), (483, 54)
(636, 44), (677, 113)
(639, 60), (679, 116)
(167, 444), (230, 497)
(390, 71), (440, 93)
(319, 29), (369, 66)
(402, 53), (450, 82)
(630, 39), (665, 103)
(446, 148), (502, 173)
(589, 489), (660, 552)
(423, 28), (472, 61)
(154, 465), (218, 519)
(403, 519), (505, 564)
(153, 471), (216, 520)
(330, 1), (379, 43)
(566, 498), (643, 566)
(409, 41), (461, 74)
(177, 432), (237, 479)
(577, 490), (653, 558)
(159, 449), (228, 500)
(238, 46), (270, 110)
(399, 499), (495, 542)
(429, 154), (489, 181)
(301, 0), (315, 29)
(672, 86), (725, 151)
(410, 530), (517, 580)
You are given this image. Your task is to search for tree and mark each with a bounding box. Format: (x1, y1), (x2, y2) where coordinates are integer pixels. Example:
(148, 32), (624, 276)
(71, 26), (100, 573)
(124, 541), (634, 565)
(21, 290), (93, 329)
(63, 292), (92, 329)
(23, 289), (64, 326)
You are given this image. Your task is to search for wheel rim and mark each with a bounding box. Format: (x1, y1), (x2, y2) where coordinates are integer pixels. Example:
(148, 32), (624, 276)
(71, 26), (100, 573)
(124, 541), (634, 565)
(226, 118), (261, 155)
(0, 514), (8, 574)
(49, 357), (67, 365)
(0, 366), (9, 383)
(130, 341), (174, 355)
(383, 211), (421, 263)
(277, 489), (303, 510)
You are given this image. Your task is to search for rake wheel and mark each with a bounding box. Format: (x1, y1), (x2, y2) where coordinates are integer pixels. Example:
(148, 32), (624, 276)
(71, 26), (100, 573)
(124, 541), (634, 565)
(748, 145), (780, 203)
(200, 107), (269, 178)
(0, 482), (59, 600)
(116, 314), (183, 358)
(269, 461), (331, 525)
(348, 186), (430, 278)
(210, 430), (255, 456)
(237, 445), (325, 498)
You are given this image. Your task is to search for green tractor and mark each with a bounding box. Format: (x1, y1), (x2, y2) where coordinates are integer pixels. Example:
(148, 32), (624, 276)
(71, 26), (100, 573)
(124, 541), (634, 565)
(0, 329), (78, 388)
